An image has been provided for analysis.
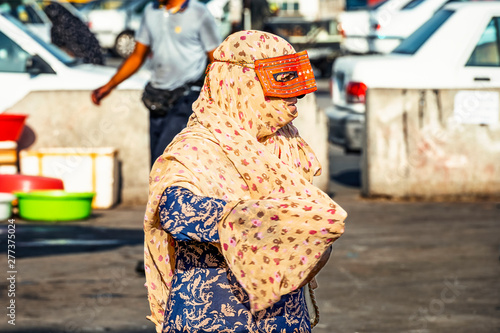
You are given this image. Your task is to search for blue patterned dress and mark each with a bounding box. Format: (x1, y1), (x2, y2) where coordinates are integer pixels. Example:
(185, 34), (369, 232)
(159, 186), (311, 332)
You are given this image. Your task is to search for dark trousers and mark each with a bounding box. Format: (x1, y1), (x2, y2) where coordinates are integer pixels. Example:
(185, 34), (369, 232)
(149, 89), (199, 167)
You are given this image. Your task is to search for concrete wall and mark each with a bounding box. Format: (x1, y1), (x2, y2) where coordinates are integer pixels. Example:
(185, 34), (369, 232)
(7, 90), (328, 206)
(363, 88), (500, 200)
(9, 90), (151, 206)
(295, 92), (330, 193)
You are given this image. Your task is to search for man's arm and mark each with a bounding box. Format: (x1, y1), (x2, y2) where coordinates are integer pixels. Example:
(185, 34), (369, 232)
(207, 48), (216, 63)
(91, 42), (151, 105)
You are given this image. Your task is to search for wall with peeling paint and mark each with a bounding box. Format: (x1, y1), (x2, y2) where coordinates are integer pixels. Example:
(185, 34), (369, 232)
(294, 91), (330, 193)
(7, 90), (328, 206)
(363, 88), (500, 200)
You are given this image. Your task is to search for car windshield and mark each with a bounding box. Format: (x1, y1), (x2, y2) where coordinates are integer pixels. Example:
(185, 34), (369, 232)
(401, 0), (426, 10)
(0, 1), (47, 24)
(82, 0), (148, 10)
(392, 9), (453, 55)
(117, 0), (147, 10)
(3, 13), (78, 66)
(344, 0), (389, 11)
(369, 0), (390, 10)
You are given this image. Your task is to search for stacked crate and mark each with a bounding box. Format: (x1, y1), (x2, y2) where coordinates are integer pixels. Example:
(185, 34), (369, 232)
(0, 141), (18, 174)
(19, 147), (119, 209)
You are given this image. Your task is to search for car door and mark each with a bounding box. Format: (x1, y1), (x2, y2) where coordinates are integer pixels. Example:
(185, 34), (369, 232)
(0, 31), (33, 112)
(460, 16), (500, 88)
(454, 14), (500, 125)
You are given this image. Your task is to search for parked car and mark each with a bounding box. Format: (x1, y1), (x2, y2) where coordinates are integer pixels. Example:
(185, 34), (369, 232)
(327, 1), (500, 152)
(0, 13), (148, 112)
(344, 0), (386, 11)
(0, 0), (52, 43)
(338, 0), (397, 54)
(79, 0), (231, 58)
(338, 0), (472, 55)
(266, 16), (343, 77)
(78, 0), (150, 58)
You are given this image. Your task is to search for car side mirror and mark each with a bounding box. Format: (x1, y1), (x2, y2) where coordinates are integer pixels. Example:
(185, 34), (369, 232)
(26, 55), (55, 76)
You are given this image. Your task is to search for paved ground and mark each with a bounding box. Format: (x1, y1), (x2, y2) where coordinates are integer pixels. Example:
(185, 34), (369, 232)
(1, 144), (499, 333)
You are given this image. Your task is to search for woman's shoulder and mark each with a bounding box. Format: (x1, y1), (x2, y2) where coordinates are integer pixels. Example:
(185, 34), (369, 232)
(169, 123), (224, 152)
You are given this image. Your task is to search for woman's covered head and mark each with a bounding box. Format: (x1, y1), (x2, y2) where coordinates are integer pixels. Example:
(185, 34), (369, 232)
(195, 30), (317, 140)
(214, 30), (295, 63)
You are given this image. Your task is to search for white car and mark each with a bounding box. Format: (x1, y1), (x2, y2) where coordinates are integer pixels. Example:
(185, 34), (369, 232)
(80, 0), (230, 59)
(0, 13), (148, 113)
(338, 0), (399, 54)
(338, 0), (469, 55)
(79, 0), (150, 58)
(327, 1), (500, 151)
(0, 0), (52, 43)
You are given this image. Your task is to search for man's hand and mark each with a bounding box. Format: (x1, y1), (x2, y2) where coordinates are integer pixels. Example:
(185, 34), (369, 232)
(91, 85), (112, 106)
(90, 41), (151, 106)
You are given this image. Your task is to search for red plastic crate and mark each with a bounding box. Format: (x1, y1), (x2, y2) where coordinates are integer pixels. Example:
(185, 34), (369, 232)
(0, 114), (28, 141)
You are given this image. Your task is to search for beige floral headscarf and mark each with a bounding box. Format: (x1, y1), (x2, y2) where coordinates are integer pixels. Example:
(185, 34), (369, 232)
(144, 30), (347, 331)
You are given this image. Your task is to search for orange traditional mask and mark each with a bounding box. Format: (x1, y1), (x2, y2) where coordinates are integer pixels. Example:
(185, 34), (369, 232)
(255, 50), (317, 98)
(206, 50), (317, 100)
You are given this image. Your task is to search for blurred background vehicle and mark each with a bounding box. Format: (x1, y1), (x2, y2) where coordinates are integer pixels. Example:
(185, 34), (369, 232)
(78, 0), (231, 58)
(338, 0), (474, 55)
(266, 16), (342, 77)
(0, 0), (52, 42)
(38, 0), (88, 23)
(43, 0), (104, 64)
(199, 0), (232, 40)
(327, 1), (500, 152)
(344, 0), (385, 10)
(0, 12), (148, 112)
(78, 0), (150, 58)
(0, 0), (90, 43)
(338, 0), (405, 54)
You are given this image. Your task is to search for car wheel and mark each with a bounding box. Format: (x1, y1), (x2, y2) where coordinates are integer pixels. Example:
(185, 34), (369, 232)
(114, 31), (135, 58)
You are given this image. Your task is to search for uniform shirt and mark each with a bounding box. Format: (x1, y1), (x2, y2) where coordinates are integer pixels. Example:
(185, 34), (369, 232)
(135, 1), (221, 90)
(159, 186), (312, 332)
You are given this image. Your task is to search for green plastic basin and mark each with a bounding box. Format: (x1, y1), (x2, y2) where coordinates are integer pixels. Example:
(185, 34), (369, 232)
(15, 190), (95, 221)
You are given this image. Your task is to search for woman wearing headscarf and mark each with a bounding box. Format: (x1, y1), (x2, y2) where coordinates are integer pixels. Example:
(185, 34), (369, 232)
(143, 30), (347, 333)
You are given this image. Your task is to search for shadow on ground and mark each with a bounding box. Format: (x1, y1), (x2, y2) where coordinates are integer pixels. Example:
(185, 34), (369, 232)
(0, 223), (143, 258)
(331, 169), (361, 188)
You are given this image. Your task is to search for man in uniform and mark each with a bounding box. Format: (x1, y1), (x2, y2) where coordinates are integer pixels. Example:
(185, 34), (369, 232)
(91, 0), (221, 166)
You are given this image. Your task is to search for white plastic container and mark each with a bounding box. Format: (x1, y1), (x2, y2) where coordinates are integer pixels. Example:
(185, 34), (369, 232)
(19, 147), (119, 209)
(0, 141), (18, 174)
(0, 193), (15, 220)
